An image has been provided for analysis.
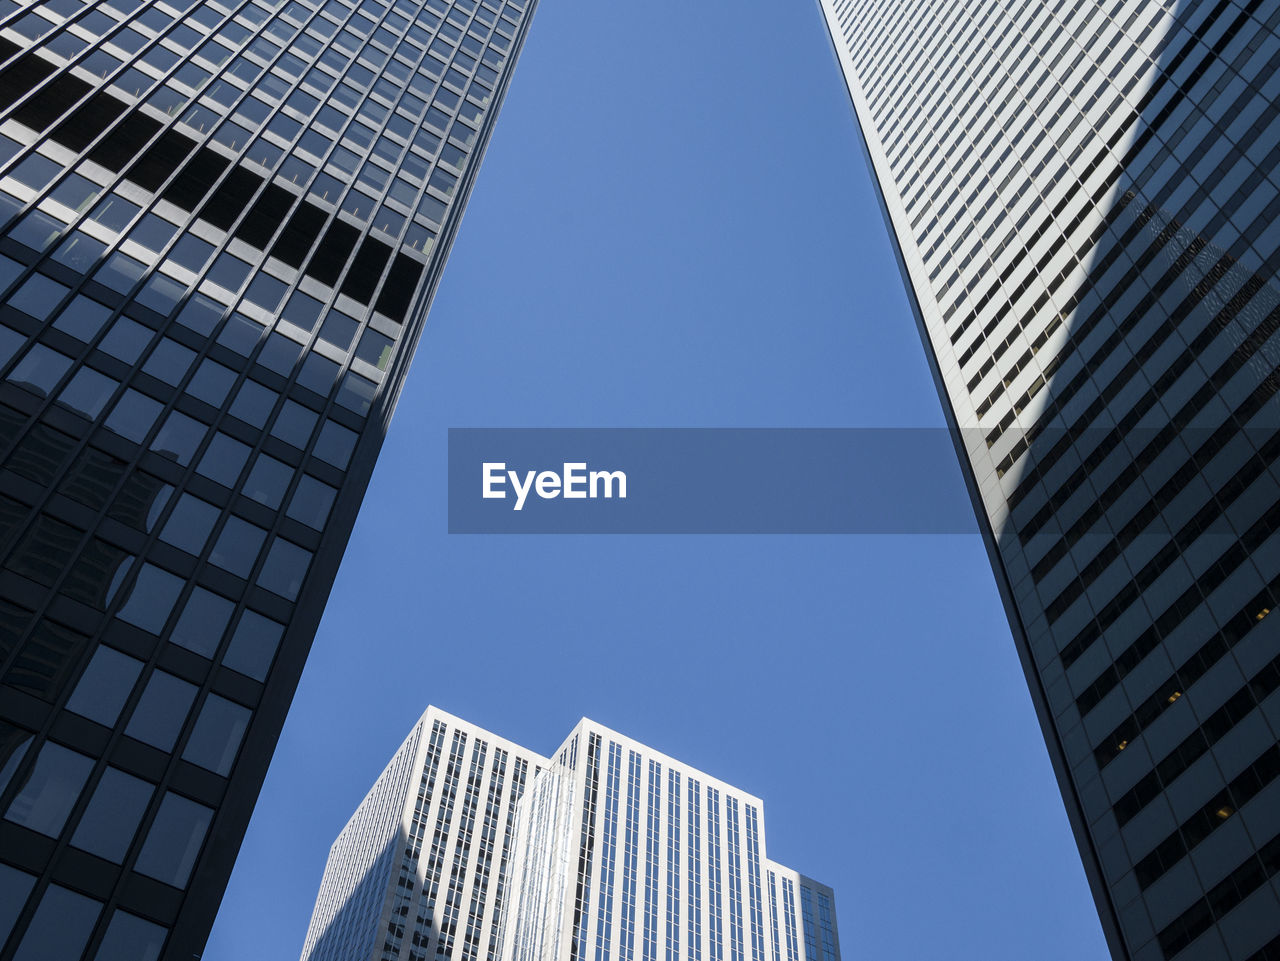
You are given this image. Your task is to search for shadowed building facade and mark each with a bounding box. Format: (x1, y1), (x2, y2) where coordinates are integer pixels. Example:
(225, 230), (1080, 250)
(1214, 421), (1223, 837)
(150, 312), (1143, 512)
(301, 708), (841, 961)
(817, 2), (1280, 960)
(0, 0), (536, 957)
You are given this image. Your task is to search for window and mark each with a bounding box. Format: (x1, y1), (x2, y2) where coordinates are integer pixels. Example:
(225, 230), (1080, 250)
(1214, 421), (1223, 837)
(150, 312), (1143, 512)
(151, 410), (206, 465)
(356, 327), (394, 370)
(48, 173), (100, 213)
(10, 885), (100, 961)
(10, 154), (63, 192)
(170, 588), (234, 658)
(175, 292), (226, 335)
(104, 389), (162, 443)
(93, 911), (168, 961)
(282, 290), (325, 331)
(0, 326), (21, 369)
(186, 358), (237, 406)
(124, 670), (197, 751)
(70, 766), (152, 862)
(271, 399), (318, 448)
(90, 194), (141, 232)
(116, 564), (183, 634)
(5, 209), (63, 255)
(107, 472), (171, 534)
(372, 204), (405, 236)
(258, 537), (310, 599)
(297, 353), (339, 395)
(387, 177), (418, 207)
(196, 433), (251, 488)
(209, 515), (266, 577)
(99, 316), (155, 364)
(437, 136), (466, 168)
(336, 370), (376, 414)
(243, 273), (287, 312)
(287, 475), (336, 529)
(136, 272), (187, 315)
(3, 741), (93, 837)
(318, 309), (359, 349)
(57, 367), (118, 419)
(0, 864), (35, 949)
(158, 494), (219, 556)
(314, 419), (357, 468)
(52, 295), (113, 341)
(418, 192), (446, 225)
(66, 646), (142, 726)
(141, 339), (197, 386)
(229, 377), (277, 426)
(207, 252), (252, 293)
(52, 231), (108, 272)
(222, 609), (283, 680)
(8, 345), (72, 397)
(9, 274), (70, 320)
(134, 792), (212, 889)
(182, 694), (250, 775)
(257, 333), (302, 376)
(244, 453), (293, 508)
(95, 251), (148, 294)
(130, 213), (178, 253)
(168, 234), (215, 273)
(424, 105), (449, 131)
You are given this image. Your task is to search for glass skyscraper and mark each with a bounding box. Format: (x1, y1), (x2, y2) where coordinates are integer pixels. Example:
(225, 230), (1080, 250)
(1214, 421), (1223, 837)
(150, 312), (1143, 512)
(0, 0), (535, 957)
(301, 707), (841, 961)
(817, 2), (1280, 960)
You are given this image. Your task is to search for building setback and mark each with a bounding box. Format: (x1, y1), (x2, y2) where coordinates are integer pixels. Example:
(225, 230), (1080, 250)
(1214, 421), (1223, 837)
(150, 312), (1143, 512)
(301, 708), (842, 961)
(0, 0), (536, 957)
(817, 2), (1280, 961)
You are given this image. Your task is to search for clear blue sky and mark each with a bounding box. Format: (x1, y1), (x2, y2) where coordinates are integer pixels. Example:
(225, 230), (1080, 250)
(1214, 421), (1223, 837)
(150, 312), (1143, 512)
(205, 1), (1112, 958)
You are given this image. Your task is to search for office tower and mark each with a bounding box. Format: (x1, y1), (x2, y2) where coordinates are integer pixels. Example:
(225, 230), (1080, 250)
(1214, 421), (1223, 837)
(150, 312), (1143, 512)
(301, 708), (545, 961)
(300, 707), (842, 961)
(0, 0), (536, 956)
(816, 1), (1280, 960)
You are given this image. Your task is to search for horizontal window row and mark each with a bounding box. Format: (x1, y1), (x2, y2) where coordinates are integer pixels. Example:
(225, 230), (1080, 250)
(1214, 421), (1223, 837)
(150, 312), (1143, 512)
(1, 721), (213, 889)
(0, 863), (168, 961)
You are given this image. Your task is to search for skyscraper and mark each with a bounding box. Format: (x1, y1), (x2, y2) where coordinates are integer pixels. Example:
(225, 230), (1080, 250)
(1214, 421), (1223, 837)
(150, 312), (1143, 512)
(0, 0), (536, 956)
(816, 2), (1280, 960)
(301, 707), (842, 961)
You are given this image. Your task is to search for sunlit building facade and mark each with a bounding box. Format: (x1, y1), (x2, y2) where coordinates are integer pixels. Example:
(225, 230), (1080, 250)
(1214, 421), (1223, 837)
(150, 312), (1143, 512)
(817, 2), (1280, 960)
(0, 0), (536, 957)
(301, 708), (842, 961)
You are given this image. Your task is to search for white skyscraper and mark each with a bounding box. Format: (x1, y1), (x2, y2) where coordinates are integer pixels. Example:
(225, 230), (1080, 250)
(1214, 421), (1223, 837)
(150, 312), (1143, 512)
(300, 708), (841, 961)
(816, 2), (1280, 961)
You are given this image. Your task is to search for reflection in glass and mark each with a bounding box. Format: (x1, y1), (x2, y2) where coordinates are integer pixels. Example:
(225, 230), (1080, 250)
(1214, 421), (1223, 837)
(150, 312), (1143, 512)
(3, 741), (93, 837)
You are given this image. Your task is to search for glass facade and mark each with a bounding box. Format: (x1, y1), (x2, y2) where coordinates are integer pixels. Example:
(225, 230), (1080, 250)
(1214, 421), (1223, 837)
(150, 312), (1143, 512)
(302, 709), (842, 961)
(818, 1), (1280, 960)
(0, 0), (536, 956)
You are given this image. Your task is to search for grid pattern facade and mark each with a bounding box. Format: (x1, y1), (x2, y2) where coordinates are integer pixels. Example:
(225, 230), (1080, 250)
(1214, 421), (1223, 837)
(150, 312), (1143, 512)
(306, 712), (840, 961)
(302, 719), (426, 961)
(817, 1), (1280, 960)
(0, 0), (537, 957)
(497, 720), (841, 961)
(301, 707), (545, 961)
